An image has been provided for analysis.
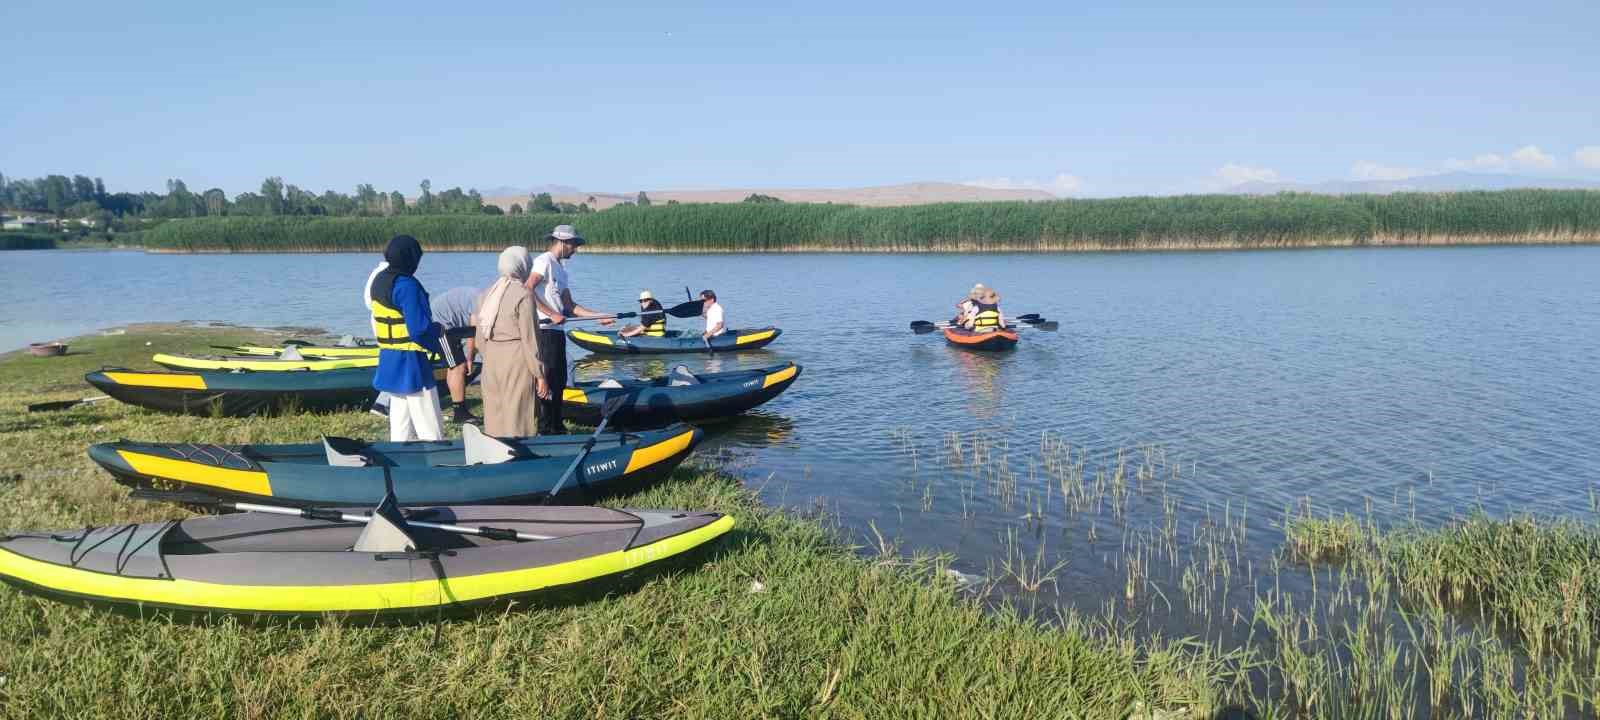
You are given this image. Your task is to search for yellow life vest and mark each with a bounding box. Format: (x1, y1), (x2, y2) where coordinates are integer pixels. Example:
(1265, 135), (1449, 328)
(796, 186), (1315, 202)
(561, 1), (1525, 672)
(972, 303), (1001, 332)
(370, 298), (428, 352)
(643, 315), (666, 337)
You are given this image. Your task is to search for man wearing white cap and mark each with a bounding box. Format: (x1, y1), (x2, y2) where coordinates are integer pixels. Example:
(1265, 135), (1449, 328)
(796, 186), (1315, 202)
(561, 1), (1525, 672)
(525, 224), (612, 434)
(619, 290), (667, 338)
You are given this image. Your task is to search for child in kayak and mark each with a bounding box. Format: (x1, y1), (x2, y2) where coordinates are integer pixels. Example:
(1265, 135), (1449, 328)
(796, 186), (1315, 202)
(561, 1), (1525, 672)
(963, 288), (1004, 333)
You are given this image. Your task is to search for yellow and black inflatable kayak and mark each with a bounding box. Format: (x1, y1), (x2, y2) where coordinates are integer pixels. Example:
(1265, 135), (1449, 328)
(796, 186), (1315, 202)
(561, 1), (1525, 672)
(153, 352), (379, 372)
(0, 505), (732, 618)
(88, 423), (701, 505)
(567, 327), (782, 354)
(222, 343), (380, 358)
(84, 366), (389, 416)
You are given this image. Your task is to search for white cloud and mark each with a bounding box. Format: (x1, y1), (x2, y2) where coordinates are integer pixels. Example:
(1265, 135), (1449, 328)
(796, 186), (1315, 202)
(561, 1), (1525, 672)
(1350, 161), (1424, 181)
(962, 173), (1084, 196)
(1444, 153), (1508, 171)
(1214, 163), (1279, 186)
(1510, 145), (1556, 170)
(1575, 146), (1600, 170)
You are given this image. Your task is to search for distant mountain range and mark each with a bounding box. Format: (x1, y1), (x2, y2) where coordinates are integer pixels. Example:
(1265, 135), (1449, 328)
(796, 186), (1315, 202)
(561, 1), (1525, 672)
(478, 181), (1053, 210)
(1227, 172), (1600, 195)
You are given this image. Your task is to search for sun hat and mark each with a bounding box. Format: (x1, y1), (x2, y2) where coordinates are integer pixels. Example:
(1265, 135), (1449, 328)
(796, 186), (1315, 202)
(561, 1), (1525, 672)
(548, 224), (585, 246)
(638, 290), (654, 301)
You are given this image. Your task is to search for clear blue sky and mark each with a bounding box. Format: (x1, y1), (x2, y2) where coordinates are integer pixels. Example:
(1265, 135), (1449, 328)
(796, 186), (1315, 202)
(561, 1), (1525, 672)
(4, 0), (1597, 197)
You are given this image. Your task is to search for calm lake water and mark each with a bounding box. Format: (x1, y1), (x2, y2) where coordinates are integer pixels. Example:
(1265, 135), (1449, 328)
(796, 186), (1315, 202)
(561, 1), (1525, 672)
(4, 246), (1600, 630)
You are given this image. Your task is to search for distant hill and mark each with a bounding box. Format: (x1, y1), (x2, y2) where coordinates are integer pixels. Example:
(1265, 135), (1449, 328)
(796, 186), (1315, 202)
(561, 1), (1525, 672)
(480, 181), (1054, 211)
(1229, 172), (1600, 195)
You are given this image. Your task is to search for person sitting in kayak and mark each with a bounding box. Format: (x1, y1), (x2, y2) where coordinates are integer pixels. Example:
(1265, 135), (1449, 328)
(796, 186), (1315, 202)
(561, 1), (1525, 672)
(700, 289), (726, 341)
(370, 234), (447, 441)
(619, 290), (667, 338)
(953, 283), (986, 324)
(963, 288), (1004, 333)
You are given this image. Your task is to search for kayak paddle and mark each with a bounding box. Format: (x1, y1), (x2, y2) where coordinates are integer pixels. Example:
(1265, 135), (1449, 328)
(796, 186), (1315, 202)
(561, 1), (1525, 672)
(543, 393), (631, 503)
(129, 488), (556, 541)
(27, 395), (110, 412)
(537, 299), (703, 326)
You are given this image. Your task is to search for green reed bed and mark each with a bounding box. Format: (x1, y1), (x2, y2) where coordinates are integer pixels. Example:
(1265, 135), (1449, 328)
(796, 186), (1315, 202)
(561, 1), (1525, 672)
(0, 232), (57, 250)
(0, 325), (1245, 718)
(140, 189), (1600, 253)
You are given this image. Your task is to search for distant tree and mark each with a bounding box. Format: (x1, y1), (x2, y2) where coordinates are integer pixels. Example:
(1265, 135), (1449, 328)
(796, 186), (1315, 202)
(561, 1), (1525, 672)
(43, 175), (72, 213)
(417, 179), (433, 213)
(260, 177), (285, 215)
(72, 175), (96, 204)
(355, 184), (379, 215)
(93, 177), (106, 203)
(586, 195), (597, 205)
(743, 193), (783, 203)
(578, 203), (591, 214)
(530, 192), (559, 213)
(508, 203), (524, 215)
(481, 204), (504, 215)
(65, 200), (101, 218)
(389, 191), (406, 215)
(636, 191), (651, 206)
(202, 188), (228, 216)
(666, 199), (679, 205)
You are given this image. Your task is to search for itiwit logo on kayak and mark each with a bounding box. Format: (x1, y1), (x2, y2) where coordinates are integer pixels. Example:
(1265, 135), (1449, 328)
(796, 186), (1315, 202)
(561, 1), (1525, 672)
(585, 458), (619, 476)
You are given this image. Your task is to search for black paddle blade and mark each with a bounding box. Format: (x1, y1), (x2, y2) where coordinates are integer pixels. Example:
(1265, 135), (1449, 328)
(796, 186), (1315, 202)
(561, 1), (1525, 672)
(1035, 321), (1060, 331)
(28, 399), (83, 412)
(1014, 313), (1040, 322)
(599, 392), (631, 419)
(663, 299), (704, 318)
(909, 321), (939, 334)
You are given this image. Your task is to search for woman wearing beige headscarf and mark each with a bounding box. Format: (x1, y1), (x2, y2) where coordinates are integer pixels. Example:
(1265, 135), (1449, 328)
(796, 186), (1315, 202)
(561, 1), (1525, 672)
(475, 247), (548, 436)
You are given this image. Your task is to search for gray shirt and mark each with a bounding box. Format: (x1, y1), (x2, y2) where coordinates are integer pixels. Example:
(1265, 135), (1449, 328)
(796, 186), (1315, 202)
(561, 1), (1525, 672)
(432, 286), (481, 330)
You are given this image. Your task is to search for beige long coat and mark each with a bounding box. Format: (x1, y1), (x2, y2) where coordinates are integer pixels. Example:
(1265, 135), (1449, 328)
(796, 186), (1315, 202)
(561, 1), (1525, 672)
(478, 290), (544, 437)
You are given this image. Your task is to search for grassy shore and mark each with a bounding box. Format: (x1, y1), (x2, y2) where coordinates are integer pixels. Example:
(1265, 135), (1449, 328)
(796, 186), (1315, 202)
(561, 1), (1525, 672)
(0, 325), (1247, 718)
(139, 190), (1600, 254)
(5, 326), (1597, 717)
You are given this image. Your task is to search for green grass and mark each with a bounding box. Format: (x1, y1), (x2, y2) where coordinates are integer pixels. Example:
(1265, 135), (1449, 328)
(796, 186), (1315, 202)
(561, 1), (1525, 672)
(0, 325), (1245, 718)
(139, 190), (1600, 253)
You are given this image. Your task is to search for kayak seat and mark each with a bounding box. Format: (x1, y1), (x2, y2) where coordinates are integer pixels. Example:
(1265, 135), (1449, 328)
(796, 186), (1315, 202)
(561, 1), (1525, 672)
(459, 424), (520, 465)
(323, 436), (373, 467)
(668, 365), (701, 387)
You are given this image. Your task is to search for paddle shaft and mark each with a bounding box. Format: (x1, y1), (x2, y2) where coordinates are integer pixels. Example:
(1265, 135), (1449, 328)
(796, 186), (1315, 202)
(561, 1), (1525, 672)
(544, 395), (629, 502)
(235, 501), (556, 541)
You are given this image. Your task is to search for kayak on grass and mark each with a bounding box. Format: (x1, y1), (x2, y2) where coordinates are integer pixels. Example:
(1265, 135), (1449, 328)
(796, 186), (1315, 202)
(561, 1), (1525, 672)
(566, 327), (781, 355)
(0, 504), (732, 619)
(563, 362), (801, 428)
(942, 327), (1019, 351)
(87, 423), (701, 506)
(153, 352), (379, 372)
(85, 366), (387, 416)
(221, 342), (380, 358)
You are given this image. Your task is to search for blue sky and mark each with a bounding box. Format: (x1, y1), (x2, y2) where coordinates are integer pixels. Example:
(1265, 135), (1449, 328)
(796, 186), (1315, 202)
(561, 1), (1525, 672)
(4, 0), (1597, 197)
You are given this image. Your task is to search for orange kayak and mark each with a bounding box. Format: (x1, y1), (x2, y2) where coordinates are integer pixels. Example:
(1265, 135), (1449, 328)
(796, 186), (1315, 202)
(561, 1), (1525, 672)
(942, 327), (1019, 351)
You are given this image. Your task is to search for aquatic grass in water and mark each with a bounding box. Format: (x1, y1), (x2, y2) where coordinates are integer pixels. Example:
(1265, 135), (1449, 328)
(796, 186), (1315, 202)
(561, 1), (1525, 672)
(140, 189), (1600, 253)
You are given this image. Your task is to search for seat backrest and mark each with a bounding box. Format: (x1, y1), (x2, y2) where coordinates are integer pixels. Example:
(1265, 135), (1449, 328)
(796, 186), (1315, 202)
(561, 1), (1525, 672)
(323, 436), (372, 467)
(352, 492), (418, 553)
(462, 423), (518, 465)
(668, 365), (701, 387)
(598, 378), (624, 389)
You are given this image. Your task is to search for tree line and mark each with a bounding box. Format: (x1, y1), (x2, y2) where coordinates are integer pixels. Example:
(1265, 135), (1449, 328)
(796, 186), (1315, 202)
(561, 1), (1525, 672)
(0, 172), (615, 227)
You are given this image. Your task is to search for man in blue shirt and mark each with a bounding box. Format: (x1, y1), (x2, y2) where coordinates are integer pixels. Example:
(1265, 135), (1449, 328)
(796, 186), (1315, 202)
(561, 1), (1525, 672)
(368, 235), (446, 441)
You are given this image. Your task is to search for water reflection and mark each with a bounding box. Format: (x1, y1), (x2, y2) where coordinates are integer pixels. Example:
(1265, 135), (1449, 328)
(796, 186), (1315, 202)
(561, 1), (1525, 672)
(947, 348), (1007, 422)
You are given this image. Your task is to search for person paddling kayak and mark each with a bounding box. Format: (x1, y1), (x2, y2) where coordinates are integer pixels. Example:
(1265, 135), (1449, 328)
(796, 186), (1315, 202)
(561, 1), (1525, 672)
(953, 283), (985, 325)
(619, 291), (667, 338)
(525, 224), (612, 434)
(962, 288), (1005, 333)
(700, 289), (726, 342)
(369, 234), (446, 441)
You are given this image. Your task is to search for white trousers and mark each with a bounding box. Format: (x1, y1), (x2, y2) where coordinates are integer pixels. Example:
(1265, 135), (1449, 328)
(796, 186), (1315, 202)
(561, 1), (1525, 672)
(387, 385), (444, 442)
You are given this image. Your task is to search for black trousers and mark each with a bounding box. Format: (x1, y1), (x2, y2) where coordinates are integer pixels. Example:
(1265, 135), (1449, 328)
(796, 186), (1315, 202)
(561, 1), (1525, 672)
(537, 328), (567, 434)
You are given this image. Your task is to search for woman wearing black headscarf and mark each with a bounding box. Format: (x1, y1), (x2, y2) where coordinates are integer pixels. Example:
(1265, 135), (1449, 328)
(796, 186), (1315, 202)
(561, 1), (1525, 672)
(368, 234), (446, 441)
